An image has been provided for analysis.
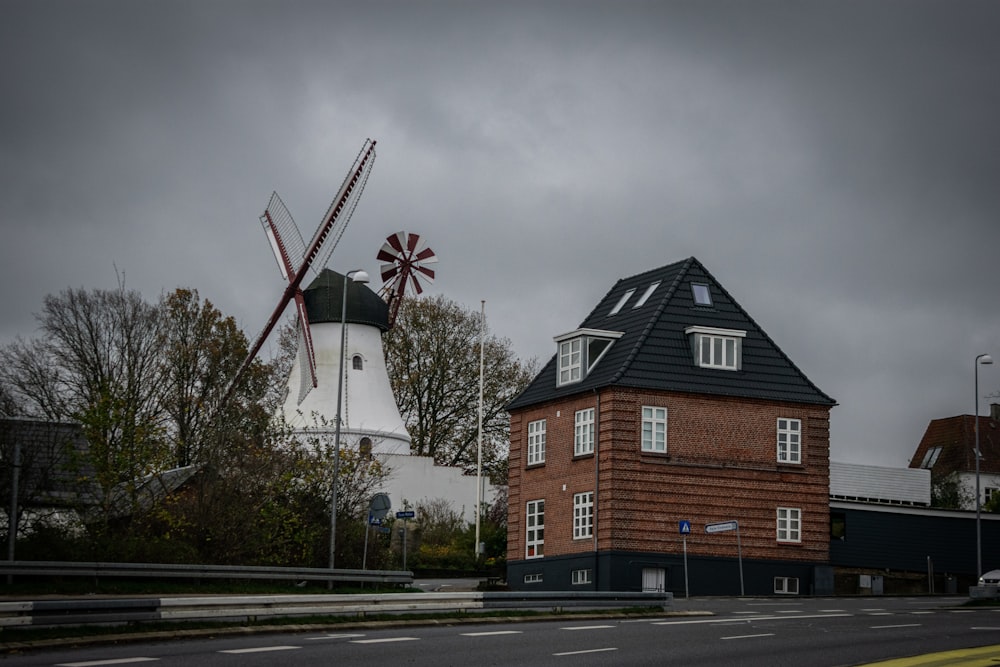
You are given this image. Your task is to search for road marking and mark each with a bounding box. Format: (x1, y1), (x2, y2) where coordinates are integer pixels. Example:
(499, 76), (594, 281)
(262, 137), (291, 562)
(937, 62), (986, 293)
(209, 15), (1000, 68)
(819, 609), (846, 613)
(562, 625), (615, 630)
(307, 633), (366, 640)
(733, 611), (760, 615)
(972, 626), (1000, 630)
(461, 630), (523, 636)
(868, 612), (894, 616)
(721, 633), (775, 640)
(777, 610), (803, 614)
(853, 643), (1000, 666)
(57, 660), (159, 667)
(870, 624), (921, 629)
(218, 646), (300, 654)
(554, 647), (618, 656)
(910, 611), (933, 615)
(654, 612), (851, 626)
(350, 637), (420, 644)
(949, 609), (975, 613)
(861, 608), (885, 612)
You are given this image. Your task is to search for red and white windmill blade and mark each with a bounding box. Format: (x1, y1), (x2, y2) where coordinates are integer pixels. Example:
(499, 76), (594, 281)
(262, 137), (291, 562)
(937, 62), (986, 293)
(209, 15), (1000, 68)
(224, 139), (376, 407)
(377, 231), (437, 328)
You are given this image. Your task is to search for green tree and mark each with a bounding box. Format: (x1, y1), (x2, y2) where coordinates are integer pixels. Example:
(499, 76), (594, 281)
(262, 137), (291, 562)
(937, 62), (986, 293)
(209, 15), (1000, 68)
(384, 295), (536, 480)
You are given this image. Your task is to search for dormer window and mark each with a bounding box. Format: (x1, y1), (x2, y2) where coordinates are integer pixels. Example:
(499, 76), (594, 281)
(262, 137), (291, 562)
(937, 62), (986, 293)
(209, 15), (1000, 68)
(554, 328), (624, 387)
(685, 326), (745, 371)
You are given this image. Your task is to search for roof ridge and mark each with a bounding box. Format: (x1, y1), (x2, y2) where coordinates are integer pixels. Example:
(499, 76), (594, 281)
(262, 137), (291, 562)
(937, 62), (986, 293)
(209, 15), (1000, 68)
(696, 258), (837, 406)
(609, 257), (693, 384)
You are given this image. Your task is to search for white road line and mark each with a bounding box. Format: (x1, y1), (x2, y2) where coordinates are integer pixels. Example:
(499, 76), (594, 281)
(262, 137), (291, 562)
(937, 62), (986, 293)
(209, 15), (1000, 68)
(562, 625), (615, 630)
(972, 626), (1000, 630)
(871, 624), (921, 629)
(218, 646), (300, 654)
(868, 612), (894, 616)
(819, 609), (846, 613)
(910, 611), (934, 615)
(307, 633), (366, 640)
(350, 637), (420, 644)
(861, 608), (885, 612)
(554, 647), (618, 656)
(461, 630), (523, 636)
(777, 610), (803, 614)
(57, 660), (159, 667)
(950, 609), (975, 613)
(721, 633), (775, 640)
(654, 612), (851, 626)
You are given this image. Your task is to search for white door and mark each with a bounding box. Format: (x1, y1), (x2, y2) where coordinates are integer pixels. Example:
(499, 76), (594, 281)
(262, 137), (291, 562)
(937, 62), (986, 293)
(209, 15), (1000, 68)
(642, 567), (665, 592)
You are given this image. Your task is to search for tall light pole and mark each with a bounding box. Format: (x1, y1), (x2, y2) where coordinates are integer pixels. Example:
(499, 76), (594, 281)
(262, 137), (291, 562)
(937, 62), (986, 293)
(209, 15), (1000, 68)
(975, 353), (993, 581)
(474, 301), (485, 558)
(329, 269), (369, 579)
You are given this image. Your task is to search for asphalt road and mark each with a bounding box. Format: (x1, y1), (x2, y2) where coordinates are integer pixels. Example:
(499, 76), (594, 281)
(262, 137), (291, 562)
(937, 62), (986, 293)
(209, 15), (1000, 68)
(4, 596), (999, 667)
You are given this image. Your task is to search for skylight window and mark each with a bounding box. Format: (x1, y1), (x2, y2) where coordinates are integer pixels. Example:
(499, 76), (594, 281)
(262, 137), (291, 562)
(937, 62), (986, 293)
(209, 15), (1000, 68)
(691, 283), (712, 306)
(920, 446), (942, 469)
(609, 289), (636, 315)
(633, 281), (661, 309)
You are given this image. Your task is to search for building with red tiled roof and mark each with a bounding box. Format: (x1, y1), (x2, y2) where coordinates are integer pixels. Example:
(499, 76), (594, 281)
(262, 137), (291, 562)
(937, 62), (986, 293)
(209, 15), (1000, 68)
(908, 403), (1000, 510)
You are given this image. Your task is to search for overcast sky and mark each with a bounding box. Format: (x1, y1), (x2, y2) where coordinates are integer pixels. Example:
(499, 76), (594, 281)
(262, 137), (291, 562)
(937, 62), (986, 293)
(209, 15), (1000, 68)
(2, 1), (998, 468)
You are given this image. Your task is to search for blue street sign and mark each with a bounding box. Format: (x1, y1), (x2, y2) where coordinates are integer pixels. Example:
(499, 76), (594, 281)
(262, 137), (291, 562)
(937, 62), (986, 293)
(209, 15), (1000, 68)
(368, 514), (381, 526)
(679, 520), (692, 535)
(396, 511), (416, 519)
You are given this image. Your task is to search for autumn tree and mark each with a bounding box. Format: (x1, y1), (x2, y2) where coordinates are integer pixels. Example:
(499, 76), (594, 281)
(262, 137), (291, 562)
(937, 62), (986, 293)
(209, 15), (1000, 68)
(383, 294), (537, 481)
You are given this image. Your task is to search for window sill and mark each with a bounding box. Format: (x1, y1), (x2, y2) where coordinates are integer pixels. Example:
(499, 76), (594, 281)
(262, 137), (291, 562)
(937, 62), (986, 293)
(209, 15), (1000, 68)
(640, 451), (670, 461)
(573, 452), (595, 461)
(526, 462), (545, 470)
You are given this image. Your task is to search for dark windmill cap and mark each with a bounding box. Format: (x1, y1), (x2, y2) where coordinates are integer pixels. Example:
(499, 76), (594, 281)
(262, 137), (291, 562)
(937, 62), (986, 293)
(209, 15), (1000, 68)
(303, 269), (390, 332)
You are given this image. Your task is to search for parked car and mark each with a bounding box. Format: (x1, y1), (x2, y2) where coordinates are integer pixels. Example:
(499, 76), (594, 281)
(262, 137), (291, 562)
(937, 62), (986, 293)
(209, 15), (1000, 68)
(978, 569), (1000, 585)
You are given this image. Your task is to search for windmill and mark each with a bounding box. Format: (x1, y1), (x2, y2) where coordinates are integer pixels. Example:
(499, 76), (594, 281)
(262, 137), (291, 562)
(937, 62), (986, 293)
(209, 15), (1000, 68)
(225, 138), (377, 406)
(376, 231), (438, 327)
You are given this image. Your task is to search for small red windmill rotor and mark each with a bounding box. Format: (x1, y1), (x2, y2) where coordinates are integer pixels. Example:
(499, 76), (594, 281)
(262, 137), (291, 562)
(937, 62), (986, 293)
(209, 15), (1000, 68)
(377, 231), (437, 327)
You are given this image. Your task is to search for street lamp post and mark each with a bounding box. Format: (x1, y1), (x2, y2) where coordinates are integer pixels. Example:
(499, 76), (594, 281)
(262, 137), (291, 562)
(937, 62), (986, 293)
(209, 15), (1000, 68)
(329, 269), (369, 580)
(975, 353), (993, 581)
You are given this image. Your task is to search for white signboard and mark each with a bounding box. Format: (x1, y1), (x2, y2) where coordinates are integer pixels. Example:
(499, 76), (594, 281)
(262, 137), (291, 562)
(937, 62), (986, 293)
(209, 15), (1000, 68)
(705, 520), (738, 534)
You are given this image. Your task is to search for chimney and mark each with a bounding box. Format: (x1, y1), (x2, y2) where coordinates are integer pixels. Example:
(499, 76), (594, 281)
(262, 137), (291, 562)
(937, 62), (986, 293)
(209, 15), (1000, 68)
(992, 403), (1000, 422)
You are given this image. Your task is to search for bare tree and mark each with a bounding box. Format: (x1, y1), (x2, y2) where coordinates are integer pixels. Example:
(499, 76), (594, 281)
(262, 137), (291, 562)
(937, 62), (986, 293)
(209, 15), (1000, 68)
(384, 294), (537, 479)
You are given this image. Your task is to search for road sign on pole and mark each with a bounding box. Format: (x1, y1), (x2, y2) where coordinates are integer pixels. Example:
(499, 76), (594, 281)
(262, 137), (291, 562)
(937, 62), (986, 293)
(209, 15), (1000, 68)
(705, 520), (738, 534)
(679, 520), (691, 535)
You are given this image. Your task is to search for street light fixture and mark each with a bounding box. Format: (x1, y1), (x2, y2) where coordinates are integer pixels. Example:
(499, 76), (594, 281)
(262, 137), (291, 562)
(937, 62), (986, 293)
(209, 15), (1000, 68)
(975, 353), (993, 581)
(329, 269), (369, 580)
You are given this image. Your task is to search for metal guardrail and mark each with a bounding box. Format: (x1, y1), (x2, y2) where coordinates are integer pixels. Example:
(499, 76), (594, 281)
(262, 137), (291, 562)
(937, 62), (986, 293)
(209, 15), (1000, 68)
(0, 591), (673, 629)
(0, 560), (413, 586)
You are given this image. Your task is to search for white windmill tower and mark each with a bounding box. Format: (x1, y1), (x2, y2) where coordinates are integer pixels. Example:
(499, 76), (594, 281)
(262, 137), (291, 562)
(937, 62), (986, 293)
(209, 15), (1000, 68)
(280, 231), (437, 451)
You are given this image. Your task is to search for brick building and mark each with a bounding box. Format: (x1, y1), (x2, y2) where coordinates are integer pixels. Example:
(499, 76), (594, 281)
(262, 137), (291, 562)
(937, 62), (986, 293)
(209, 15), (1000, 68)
(506, 257), (836, 594)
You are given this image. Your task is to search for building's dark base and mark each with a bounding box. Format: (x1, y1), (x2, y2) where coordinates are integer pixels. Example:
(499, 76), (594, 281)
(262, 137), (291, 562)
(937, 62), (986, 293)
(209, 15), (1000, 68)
(507, 551), (833, 596)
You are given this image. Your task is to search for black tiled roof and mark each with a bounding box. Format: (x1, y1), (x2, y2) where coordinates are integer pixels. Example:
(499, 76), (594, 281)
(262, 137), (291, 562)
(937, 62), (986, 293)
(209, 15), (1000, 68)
(507, 257), (835, 410)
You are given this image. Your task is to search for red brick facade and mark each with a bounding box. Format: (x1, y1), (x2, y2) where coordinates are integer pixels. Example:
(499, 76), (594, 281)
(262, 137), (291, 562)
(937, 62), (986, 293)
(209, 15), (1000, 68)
(508, 387), (832, 565)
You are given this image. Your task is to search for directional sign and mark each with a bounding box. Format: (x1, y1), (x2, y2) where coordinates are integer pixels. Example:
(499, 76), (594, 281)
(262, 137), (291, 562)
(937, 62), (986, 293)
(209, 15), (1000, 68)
(705, 520), (738, 534)
(396, 510), (415, 519)
(679, 520), (692, 535)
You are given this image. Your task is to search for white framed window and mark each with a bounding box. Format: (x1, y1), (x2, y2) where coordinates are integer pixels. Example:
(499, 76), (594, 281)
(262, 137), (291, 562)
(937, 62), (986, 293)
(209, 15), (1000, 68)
(986, 487), (1000, 504)
(524, 573), (543, 583)
(609, 288), (636, 315)
(575, 408), (595, 456)
(641, 406), (667, 453)
(774, 576), (799, 594)
(777, 507), (801, 543)
(685, 326), (745, 371)
(527, 419), (546, 466)
(558, 338), (582, 385)
(573, 491), (594, 539)
(571, 569), (592, 585)
(777, 418), (802, 464)
(526, 499), (545, 558)
(633, 281), (661, 309)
